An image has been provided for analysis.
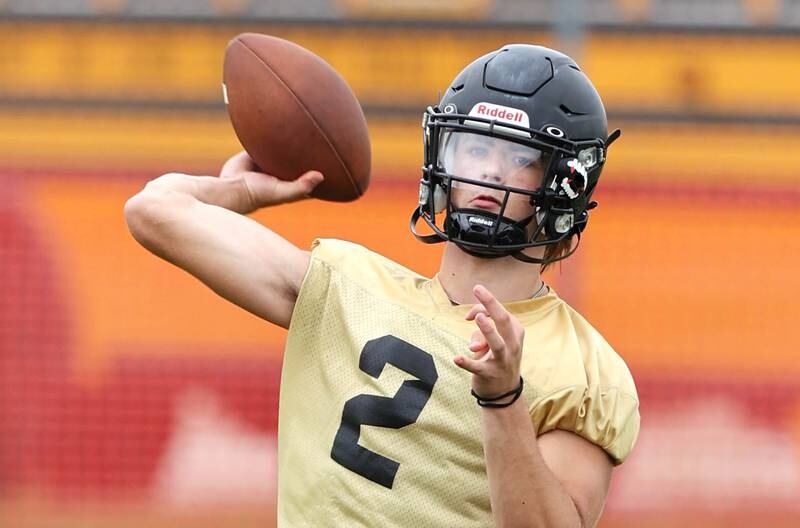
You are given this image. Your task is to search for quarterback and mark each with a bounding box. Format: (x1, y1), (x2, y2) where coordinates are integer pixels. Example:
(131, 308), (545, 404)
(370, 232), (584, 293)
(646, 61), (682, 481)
(125, 44), (639, 527)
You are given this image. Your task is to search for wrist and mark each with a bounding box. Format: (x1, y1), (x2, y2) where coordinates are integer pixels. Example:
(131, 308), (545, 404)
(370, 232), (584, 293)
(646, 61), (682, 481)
(471, 377), (524, 409)
(471, 376), (522, 400)
(480, 392), (517, 406)
(223, 174), (262, 214)
(147, 173), (259, 214)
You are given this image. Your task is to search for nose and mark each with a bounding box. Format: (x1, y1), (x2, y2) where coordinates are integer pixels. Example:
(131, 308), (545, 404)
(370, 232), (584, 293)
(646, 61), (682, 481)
(480, 171), (502, 184)
(479, 154), (505, 184)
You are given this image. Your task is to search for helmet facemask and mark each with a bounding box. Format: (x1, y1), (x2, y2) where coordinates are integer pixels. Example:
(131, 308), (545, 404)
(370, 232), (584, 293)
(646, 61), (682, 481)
(412, 107), (607, 264)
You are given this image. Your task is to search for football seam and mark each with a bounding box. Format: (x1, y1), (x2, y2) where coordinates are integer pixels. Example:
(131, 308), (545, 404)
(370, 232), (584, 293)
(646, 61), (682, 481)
(234, 38), (362, 197)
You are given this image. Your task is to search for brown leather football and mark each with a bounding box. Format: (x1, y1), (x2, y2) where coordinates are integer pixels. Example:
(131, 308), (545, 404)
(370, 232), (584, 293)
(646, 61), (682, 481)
(223, 33), (371, 202)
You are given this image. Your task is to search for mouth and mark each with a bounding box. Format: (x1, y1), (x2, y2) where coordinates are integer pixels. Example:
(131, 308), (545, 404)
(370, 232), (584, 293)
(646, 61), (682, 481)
(470, 194), (503, 209)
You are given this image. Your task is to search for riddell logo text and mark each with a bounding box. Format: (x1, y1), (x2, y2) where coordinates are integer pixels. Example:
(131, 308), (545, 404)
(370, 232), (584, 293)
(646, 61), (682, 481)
(469, 216), (494, 227)
(474, 104), (525, 123)
(467, 103), (531, 130)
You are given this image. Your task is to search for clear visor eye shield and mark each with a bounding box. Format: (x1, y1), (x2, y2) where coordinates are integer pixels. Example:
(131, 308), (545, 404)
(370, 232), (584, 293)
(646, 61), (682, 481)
(410, 108), (616, 263)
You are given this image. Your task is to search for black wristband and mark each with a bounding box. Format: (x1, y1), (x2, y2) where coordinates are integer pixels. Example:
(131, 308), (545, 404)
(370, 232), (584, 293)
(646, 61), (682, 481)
(470, 377), (524, 408)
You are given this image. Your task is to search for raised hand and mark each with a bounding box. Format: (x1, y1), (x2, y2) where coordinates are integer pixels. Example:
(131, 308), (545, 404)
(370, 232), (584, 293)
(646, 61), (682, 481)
(220, 150), (324, 211)
(454, 285), (524, 401)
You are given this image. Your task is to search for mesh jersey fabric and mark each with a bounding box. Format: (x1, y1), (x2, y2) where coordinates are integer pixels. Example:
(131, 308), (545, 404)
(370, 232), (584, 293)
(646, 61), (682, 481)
(277, 238), (639, 527)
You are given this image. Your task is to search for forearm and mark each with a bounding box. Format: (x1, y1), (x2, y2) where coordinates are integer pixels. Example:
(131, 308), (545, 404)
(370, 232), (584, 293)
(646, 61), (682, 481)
(125, 172), (260, 274)
(482, 399), (583, 528)
(140, 172), (258, 215)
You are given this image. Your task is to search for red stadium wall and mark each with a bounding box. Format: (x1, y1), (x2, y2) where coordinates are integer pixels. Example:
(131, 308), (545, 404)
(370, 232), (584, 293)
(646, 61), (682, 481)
(2, 19), (800, 527)
(2, 167), (800, 526)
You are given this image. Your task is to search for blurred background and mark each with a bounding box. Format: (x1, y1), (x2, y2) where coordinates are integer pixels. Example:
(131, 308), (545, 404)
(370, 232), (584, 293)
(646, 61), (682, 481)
(1, 0), (799, 527)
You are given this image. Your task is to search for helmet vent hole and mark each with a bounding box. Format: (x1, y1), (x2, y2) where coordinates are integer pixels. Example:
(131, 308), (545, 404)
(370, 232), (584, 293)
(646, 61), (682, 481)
(559, 104), (586, 117)
(450, 83), (465, 93)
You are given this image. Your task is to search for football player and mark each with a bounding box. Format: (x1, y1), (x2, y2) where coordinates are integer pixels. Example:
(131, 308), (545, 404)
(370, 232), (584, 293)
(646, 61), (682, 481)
(125, 44), (639, 527)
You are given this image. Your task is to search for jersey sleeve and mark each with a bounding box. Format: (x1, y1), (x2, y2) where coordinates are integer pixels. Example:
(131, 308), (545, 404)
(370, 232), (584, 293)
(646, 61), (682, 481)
(306, 238), (354, 269)
(529, 383), (639, 465)
(290, 238), (393, 333)
(286, 239), (336, 338)
(295, 238), (362, 296)
(302, 238), (388, 280)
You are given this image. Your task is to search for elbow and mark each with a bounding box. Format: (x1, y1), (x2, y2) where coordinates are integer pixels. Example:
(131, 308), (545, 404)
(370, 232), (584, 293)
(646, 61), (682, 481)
(124, 191), (159, 246)
(124, 192), (147, 227)
(124, 173), (193, 232)
(124, 187), (189, 250)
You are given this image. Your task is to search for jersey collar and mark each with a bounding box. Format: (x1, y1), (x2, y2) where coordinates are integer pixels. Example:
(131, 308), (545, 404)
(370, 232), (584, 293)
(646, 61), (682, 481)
(426, 273), (561, 323)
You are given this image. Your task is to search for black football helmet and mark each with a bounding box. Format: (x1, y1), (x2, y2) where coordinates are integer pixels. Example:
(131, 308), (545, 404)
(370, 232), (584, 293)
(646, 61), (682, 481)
(410, 44), (620, 264)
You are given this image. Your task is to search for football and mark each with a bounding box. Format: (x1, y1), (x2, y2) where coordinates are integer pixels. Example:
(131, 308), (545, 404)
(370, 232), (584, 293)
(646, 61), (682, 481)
(223, 33), (371, 202)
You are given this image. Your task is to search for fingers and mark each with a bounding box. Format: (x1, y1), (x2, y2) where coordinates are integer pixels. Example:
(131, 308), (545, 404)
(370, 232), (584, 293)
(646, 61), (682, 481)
(474, 312), (507, 360)
(468, 329), (490, 356)
(241, 170), (325, 208)
(455, 330), (491, 374)
(465, 285), (525, 363)
(458, 285), (525, 396)
(219, 152), (325, 203)
(465, 304), (488, 321)
(472, 285), (516, 339)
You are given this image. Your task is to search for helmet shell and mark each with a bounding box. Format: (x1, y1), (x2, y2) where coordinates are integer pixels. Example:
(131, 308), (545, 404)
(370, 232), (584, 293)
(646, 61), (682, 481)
(412, 44), (616, 264)
(440, 45), (607, 143)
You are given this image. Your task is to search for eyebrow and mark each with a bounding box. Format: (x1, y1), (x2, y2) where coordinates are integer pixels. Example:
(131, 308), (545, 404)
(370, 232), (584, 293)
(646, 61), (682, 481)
(464, 135), (534, 150)
(460, 134), (541, 159)
(510, 145), (538, 153)
(509, 145), (542, 159)
(462, 135), (493, 145)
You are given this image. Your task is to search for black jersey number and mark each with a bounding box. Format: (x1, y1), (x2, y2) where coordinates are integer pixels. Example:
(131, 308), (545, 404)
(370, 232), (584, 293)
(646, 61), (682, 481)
(330, 335), (438, 489)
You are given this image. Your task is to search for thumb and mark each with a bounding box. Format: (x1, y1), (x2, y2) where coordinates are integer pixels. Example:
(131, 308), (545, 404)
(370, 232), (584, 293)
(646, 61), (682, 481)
(271, 171), (325, 204)
(297, 170), (325, 194)
(453, 354), (485, 375)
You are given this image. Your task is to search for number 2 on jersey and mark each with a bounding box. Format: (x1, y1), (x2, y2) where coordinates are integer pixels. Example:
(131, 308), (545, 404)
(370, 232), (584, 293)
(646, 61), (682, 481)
(330, 335), (439, 489)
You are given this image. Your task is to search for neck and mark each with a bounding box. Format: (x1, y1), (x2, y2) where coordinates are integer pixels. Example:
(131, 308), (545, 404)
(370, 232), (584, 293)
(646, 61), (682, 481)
(438, 243), (545, 305)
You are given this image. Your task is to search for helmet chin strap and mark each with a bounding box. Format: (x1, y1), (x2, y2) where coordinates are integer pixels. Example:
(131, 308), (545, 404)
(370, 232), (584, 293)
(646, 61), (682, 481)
(511, 233), (580, 264)
(454, 244), (507, 259)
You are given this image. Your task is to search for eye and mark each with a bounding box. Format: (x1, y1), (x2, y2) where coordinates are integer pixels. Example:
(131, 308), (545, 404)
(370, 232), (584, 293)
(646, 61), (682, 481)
(514, 154), (544, 168)
(509, 149), (542, 168)
(467, 146), (488, 157)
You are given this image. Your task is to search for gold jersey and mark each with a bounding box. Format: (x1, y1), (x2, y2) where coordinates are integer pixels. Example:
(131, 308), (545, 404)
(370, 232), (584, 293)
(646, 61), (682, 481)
(278, 239), (639, 527)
